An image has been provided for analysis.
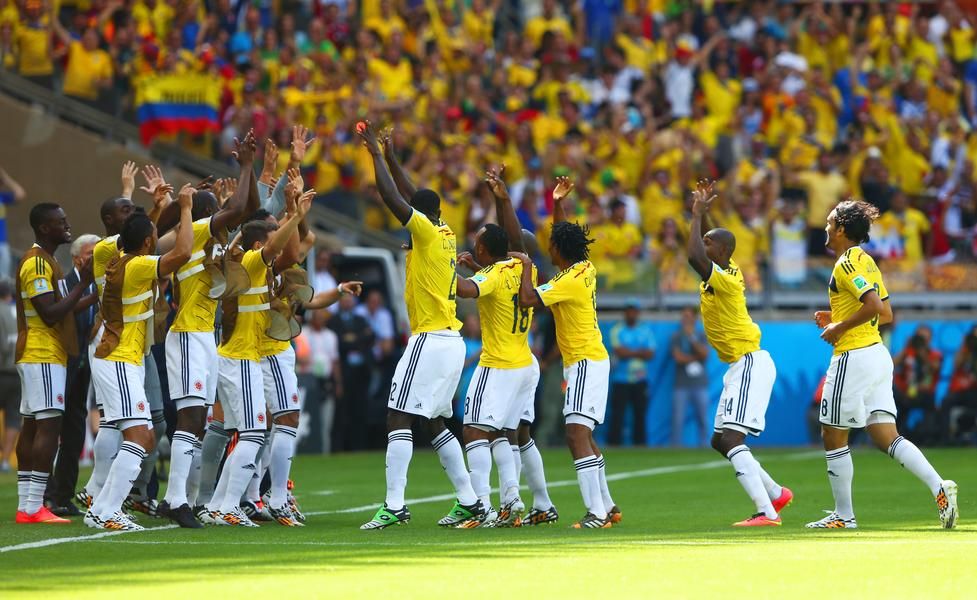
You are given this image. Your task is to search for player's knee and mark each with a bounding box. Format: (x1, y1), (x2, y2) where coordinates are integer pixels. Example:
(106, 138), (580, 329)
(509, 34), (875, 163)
(710, 432), (724, 453)
(386, 409), (413, 432)
(274, 411), (299, 428)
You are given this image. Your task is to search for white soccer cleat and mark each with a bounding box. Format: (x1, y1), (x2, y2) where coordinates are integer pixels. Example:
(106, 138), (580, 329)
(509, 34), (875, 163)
(83, 510), (103, 529)
(937, 480), (959, 529)
(805, 510), (857, 529)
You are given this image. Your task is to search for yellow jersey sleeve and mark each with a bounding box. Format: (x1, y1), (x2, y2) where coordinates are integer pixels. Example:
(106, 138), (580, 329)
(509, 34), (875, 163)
(93, 235), (119, 298)
(535, 267), (582, 307)
(699, 260), (761, 363)
(171, 218), (219, 333)
(704, 262), (741, 295)
(17, 254), (67, 365)
(405, 209), (437, 242)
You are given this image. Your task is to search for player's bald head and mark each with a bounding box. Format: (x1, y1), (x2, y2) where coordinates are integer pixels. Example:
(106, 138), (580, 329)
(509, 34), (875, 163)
(520, 229), (540, 256)
(705, 228), (735, 253)
(704, 228), (736, 265)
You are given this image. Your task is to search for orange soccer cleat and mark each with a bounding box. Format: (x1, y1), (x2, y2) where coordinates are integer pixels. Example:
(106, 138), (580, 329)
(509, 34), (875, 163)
(733, 513), (782, 527)
(15, 510), (31, 524)
(772, 487), (794, 514)
(26, 506), (71, 524)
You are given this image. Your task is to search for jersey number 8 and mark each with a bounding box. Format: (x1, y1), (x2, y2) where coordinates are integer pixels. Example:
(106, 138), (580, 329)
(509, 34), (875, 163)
(510, 294), (529, 333)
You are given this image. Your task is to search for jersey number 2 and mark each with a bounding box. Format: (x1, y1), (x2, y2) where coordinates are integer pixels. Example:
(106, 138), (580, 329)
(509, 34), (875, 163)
(447, 258), (457, 300)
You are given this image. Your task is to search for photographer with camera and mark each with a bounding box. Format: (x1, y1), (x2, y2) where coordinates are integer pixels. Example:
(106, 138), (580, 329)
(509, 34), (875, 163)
(940, 326), (977, 445)
(893, 325), (943, 444)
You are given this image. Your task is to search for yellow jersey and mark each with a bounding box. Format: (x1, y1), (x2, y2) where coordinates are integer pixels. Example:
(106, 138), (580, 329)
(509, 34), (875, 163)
(100, 255), (160, 366)
(470, 258), (535, 369)
(829, 247), (889, 355)
(62, 41), (113, 101)
(171, 218), (219, 333)
(93, 234), (120, 298)
(699, 260), (761, 364)
(16, 247), (67, 365)
(218, 249), (271, 362)
(535, 261), (608, 366)
(404, 210), (462, 334)
(15, 23), (53, 77)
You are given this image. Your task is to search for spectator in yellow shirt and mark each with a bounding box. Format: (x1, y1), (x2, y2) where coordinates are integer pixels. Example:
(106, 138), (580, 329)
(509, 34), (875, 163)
(367, 37), (415, 102)
(14, 0), (54, 85)
(786, 151), (848, 257)
(54, 26), (113, 102)
(524, 0), (572, 48)
(595, 199), (642, 289)
(875, 190), (931, 265)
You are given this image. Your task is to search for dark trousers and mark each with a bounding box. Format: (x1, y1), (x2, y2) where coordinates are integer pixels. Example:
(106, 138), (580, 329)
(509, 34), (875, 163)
(941, 388), (977, 443)
(332, 364), (371, 452)
(608, 381), (648, 446)
(45, 359), (90, 506)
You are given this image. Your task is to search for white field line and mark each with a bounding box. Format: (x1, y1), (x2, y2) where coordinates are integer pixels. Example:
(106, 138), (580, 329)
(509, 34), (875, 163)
(0, 450), (821, 554)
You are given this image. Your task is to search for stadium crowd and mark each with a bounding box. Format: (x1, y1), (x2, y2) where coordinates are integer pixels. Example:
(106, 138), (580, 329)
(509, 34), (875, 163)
(2, 0), (977, 292)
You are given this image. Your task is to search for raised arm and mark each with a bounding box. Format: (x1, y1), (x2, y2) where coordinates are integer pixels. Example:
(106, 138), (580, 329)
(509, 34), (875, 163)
(509, 252), (543, 309)
(261, 188), (313, 265)
(139, 165), (175, 229)
(687, 179), (717, 281)
(303, 281), (363, 310)
(0, 166), (26, 203)
(380, 128), (418, 200)
(212, 129), (257, 233)
(551, 176), (575, 224)
(356, 120), (412, 225)
(485, 165), (525, 253)
(158, 184), (195, 276)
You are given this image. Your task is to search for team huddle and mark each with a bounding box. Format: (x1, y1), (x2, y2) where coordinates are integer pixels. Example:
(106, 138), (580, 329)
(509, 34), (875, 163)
(12, 121), (959, 532)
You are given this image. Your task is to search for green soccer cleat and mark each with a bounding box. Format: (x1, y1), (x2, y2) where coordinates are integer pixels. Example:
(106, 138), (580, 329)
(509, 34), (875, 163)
(361, 504), (411, 530)
(437, 499), (485, 527)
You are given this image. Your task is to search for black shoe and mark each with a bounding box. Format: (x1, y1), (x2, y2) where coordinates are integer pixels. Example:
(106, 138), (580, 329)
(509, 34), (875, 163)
(157, 500), (173, 519)
(47, 501), (82, 517)
(168, 503), (204, 529)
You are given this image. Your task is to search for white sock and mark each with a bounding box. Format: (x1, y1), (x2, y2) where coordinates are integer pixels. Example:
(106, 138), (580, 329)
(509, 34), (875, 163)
(197, 421), (229, 507)
(17, 471), (30, 512)
(727, 446), (777, 518)
(465, 440), (492, 508)
(889, 436), (943, 496)
(86, 422), (120, 497)
(219, 433), (263, 513)
(491, 438), (520, 504)
(243, 433), (268, 505)
(520, 440), (553, 510)
(164, 431), (197, 507)
(385, 429), (413, 510)
(510, 444), (522, 482)
(574, 455), (606, 519)
(597, 456), (615, 510)
(269, 425), (298, 508)
(92, 442), (146, 520)
(25, 471), (49, 515)
(186, 439), (202, 506)
(756, 465), (783, 500)
(432, 430), (478, 506)
(826, 446), (855, 519)
(207, 460), (231, 512)
(132, 413), (165, 498)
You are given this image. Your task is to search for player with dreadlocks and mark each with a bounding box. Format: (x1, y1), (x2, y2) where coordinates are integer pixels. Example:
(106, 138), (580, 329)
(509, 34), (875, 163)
(510, 176), (618, 529)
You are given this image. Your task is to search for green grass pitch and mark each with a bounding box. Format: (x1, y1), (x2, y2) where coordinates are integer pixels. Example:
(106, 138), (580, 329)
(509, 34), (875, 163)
(1, 447), (973, 598)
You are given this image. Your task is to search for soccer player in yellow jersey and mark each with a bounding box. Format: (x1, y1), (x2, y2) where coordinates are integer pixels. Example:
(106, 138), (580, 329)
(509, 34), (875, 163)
(85, 184), (195, 531)
(14, 203), (95, 525)
(204, 187), (311, 527)
(686, 180), (792, 527)
(158, 132), (259, 528)
(357, 122), (483, 530)
(807, 200), (958, 529)
(512, 176), (618, 529)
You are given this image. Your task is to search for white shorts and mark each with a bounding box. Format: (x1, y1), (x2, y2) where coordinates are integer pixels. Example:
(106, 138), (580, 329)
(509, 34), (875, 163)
(91, 357), (150, 425)
(387, 331), (464, 420)
(88, 325), (102, 407)
(513, 356), (541, 427)
(262, 345), (300, 415)
(17, 363), (67, 417)
(820, 343), (896, 429)
(218, 356), (266, 432)
(715, 350), (776, 436)
(165, 330), (219, 407)
(464, 362), (538, 431)
(563, 358), (610, 425)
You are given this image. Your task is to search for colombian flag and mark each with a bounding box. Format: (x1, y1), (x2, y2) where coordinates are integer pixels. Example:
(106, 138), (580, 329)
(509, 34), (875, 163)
(135, 74), (221, 144)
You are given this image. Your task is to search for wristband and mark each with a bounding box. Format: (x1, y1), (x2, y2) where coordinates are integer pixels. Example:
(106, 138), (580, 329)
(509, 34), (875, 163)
(337, 284), (346, 296)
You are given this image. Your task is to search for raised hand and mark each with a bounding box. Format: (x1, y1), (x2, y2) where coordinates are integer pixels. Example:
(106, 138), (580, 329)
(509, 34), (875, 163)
(691, 179), (717, 217)
(456, 251), (478, 270)
(552, 175), (575, 202)
(291, 124), (316, 163)
(507, 251), (531, 264)
(296, 189), (315, 217)
(121, 161), (138, 199)
(178, 184), (196, 209)
(355, 120), (381, 155)
(260, 138), (279, 184)
(232, 129), (257, 165)
(380, 127), (395, 157)
(340, 281), (364, 296)
(285, 167), (303, 212)
(213, 177), (236, 207)
(139, 164), (170, 201)
(485, 164), (509, 198)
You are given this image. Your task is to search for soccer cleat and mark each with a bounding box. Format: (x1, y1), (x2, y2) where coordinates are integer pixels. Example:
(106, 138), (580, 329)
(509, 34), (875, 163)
(287, 493), (306, 523)
(456, 506), (499, 529)
(496, 498), (525, 528)
(269, 504), (302, 527)
(198, 507), (221, 526)
(25, 506), (71, 524)
(163, 502), (204, 529)
(772, 486), (794, 514)
(572, 512), (611, 529)
(607, 504), (622, 524)
(102, 511), (145, 531)
(936, 480), (959, 529)
(805, 510), (857, 529)
(83, 510), (103, 529)
(437, 499), (485, 527)
(733, 513), (782, 527)
(241, 500), (273, 522)
(15, 510), (31, 524)
(522, 506), (560, 526)
(75, 489), (93, 509)
(124, 496), (160, 518)
(361, 504), (411, 530)
(218, 508), (260, 528)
